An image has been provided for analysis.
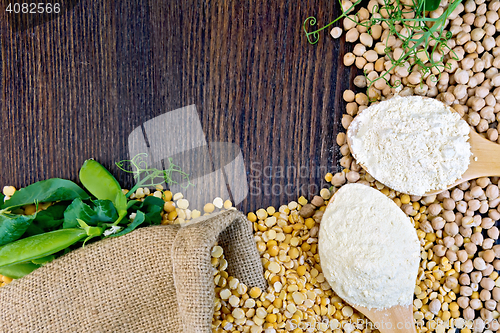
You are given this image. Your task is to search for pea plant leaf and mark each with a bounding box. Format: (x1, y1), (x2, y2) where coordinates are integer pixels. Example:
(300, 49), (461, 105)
(110, 211), (146, 237)
(2, 179), (89, 210)
(0, 212), (37, 246)
(423, 0), (440, 11)
(92, 200), (118, 222)
(128, 196), (164, 226)
(143, 205), (163, 225)
(142, 196), (165, 207)
(24, 224), (45, 237)
(63, 198), (98, 228)
(25, 204), (67, 236)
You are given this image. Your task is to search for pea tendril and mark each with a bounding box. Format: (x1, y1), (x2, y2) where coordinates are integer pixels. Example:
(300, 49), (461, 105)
(116, 153), (193, 198)
(303, 0), (363, 44)
(304, 0), (463, 95)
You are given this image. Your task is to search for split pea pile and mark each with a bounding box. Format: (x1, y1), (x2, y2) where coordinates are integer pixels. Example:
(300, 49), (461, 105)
(210, 177), (500, 333)
(127, 186), (234, 224)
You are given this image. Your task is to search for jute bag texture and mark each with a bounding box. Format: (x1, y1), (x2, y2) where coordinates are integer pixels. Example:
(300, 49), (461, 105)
(0, 210), (265, 333)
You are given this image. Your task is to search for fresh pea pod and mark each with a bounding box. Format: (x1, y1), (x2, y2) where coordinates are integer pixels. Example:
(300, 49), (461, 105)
(0, 228), (88, 268)
(0, 262), (41, 279)
(79, 160), (127, 224)
(31, 254), (55, 265)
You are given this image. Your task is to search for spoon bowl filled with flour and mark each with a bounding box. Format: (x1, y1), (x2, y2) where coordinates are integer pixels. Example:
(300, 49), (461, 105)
(347, 95), (472, 195)
(319, 183), (421, 332)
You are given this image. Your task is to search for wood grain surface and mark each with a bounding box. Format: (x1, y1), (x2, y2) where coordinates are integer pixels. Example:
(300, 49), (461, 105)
(0, 0), (356, 212)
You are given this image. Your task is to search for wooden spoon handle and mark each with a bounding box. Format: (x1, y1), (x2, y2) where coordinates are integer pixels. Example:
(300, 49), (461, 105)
(351, 304), (416, 333)
(465, 130), (500, 180)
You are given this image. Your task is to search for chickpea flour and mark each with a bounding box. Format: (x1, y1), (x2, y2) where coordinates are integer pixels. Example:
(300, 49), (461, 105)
(348, 95), (471, 195)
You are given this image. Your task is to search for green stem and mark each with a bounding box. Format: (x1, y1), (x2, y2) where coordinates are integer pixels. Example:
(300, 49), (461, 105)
(397, 0), (462, 63)
(303, 0), (363, 44)
(125, 171), (161, 198)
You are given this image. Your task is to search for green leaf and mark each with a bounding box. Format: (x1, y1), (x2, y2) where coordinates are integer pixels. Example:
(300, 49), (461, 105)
(110, 211), (146, 237)
(63, 198), (97, 228)
(124, 196), (164, 226)
(2, 179), (89, 210)
(135, 196), (164, 225)
(24, 224), (45, 237)
(0, 193), (4, 205)
(77, 219), (104, 246)
(25, 204), (67, 236)
(127, 199), (139, 210)
(142, 196), (165, 207)
(0, 262), (41, 279)
(92, 200), (118, 222)
(0, 212), (37, 246)
(423, 0), (440, 11)
(79, 160), (128, 223)
(144, 205), (163, 225)
(40, 203), (67, 220)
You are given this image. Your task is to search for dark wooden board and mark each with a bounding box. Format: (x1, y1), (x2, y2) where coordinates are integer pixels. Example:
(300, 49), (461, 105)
(0, 0), (356, 212)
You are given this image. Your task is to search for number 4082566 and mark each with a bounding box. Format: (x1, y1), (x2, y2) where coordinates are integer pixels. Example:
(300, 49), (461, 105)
(6, 3), (61, 14)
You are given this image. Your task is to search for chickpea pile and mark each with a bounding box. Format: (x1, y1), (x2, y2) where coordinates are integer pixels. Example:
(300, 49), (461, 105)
(339, 0), (500, 144)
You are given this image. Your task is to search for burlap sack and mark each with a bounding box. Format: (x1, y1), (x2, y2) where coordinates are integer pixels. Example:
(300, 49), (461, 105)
(0, 210), (266, 333)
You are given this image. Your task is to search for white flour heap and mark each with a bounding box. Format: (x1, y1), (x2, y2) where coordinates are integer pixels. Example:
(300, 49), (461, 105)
(348, 95), (471, 195)
(319, 183), (420, 309)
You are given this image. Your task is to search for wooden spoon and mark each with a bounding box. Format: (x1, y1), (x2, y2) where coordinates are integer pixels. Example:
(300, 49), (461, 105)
(325, 195), (417, 333)
(346, 107), (500, 196)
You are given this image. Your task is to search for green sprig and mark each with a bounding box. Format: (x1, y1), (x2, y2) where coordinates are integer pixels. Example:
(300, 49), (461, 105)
(303, 0), (363, 44)
(116, 153), (193, 198)
(304, 0), (463, 96)
(364, 0), (462, 92)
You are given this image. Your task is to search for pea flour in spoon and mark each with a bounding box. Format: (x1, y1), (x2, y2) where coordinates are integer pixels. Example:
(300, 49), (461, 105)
(319, 183), (420, 309)
(347, 95), (471, 196)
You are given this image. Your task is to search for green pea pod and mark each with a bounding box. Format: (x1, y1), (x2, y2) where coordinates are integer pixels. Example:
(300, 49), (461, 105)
(31, 254), (56, 265)
(0, 262), (41, 279)
(0, 228), (87, 268)
(79, 160), (127, 224)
